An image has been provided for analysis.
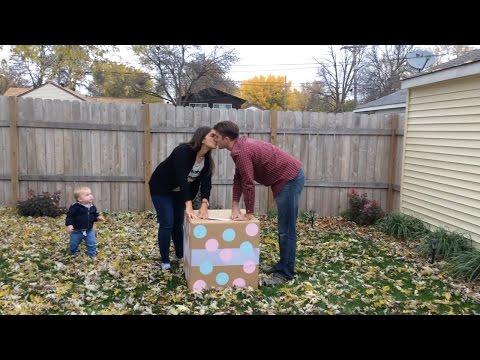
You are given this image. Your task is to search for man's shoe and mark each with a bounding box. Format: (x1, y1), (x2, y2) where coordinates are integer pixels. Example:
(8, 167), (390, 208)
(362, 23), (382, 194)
(263, 272), (290, 286)
(263, 265), (277, 275)
(161, 262), (171, 271)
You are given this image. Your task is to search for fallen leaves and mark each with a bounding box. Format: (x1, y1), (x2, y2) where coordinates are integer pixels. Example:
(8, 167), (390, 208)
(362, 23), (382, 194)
(0, 206), (479, 314)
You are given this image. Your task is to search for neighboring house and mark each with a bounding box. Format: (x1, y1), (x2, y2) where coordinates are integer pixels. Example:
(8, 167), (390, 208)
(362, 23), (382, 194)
(3, 87), (32, 96)
(399, 49), (480, 245)
(15, 81), (88, 101)
(181, 87), (246, 109)
(353, 89), (406, 114)
(3, 81), (143, 104)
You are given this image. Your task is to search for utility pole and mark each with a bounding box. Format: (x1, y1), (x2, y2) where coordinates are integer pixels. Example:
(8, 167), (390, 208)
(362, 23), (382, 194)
(284, 75), (287, 110)
(341, 45), (365, 108)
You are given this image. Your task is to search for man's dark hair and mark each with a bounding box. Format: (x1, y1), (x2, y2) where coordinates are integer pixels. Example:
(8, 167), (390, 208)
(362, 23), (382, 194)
(213, 121), (239, 140)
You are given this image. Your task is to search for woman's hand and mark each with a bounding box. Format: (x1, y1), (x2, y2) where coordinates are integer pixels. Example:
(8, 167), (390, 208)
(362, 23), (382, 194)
(185, 200), (198, 220)
(186, 209), (198, 220)
(198, 202), (209, 219)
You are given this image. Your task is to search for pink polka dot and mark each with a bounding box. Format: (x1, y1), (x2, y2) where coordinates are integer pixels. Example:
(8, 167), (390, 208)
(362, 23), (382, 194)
(205, 238), (219, 252)
(193, 280), (207, 291)
(232, 278), (246, 287)
(219, 248), (233, 262)
(243, 261), (256, 274)
(246, 223), (259, 236)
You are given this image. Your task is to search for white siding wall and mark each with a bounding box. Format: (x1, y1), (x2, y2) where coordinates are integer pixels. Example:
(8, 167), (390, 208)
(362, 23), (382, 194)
(400, 75), (480, 244)
(21, 83), (80, 101)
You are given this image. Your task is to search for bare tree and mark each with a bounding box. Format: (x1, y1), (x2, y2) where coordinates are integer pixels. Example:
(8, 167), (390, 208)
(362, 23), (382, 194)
(132, 45), (238, 105)
(314, 46), (361, 112)
(298, 81), (328, 112)
(430, 45), (475, 65)
(357, 45), (415, 104)
(0, 60), (30, 94)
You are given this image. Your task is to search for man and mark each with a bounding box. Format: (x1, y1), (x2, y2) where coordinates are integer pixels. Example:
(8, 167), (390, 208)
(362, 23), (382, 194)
(213, 120), (305, 286)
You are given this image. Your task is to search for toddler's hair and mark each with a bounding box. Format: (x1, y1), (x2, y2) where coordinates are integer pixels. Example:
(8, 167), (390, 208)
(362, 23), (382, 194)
(74, 186), (91, 200)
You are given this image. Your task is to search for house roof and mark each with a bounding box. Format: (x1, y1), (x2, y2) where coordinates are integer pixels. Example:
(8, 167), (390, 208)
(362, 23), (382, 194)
(182, 87), (246, 104)
(402, 49), (480, 89)
(3, 81), (142, 103)
(16, 81), (88, 101)
(405, 49), (480, 79)
(3, 87), (32, 96)
(353, 89), (406, 113)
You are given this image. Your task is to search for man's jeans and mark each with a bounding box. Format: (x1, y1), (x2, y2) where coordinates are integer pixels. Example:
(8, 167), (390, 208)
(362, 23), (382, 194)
(151, 192), (185, 263)
(274, 168), (305, 279)
(69, 228), (97, 257)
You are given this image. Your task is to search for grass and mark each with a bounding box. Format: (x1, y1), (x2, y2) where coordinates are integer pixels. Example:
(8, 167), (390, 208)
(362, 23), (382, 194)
(0, 206), (479, 314)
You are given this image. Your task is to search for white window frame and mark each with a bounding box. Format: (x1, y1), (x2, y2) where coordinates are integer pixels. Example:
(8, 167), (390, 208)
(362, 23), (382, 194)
(190, 103), (209, 108)
(213, 103), (232, 109)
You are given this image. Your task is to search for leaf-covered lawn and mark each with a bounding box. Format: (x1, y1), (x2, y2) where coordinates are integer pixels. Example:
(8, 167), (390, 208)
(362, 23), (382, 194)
(0, 206), (479, 314)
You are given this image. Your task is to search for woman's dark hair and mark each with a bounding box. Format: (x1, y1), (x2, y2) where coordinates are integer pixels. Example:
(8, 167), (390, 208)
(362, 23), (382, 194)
(185, 126), (215, 176)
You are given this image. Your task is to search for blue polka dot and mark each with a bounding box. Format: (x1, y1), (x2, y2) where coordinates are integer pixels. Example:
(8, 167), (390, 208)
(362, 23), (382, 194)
(240, 241), (253, 254)
(216, 272), (229, 285)
(222, 228), (236, 242)
(200, 262), (213, 275)
(193, 225), (207, 239)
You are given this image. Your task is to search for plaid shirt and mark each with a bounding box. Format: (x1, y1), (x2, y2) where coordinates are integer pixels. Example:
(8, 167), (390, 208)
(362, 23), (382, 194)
(231, 136), (302, 214)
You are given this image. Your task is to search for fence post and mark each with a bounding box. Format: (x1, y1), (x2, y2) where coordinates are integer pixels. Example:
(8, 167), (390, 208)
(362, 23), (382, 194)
(143, 103), (152, 210)
(8, 97), (19, 204)
(267, 110), (278, 211)
(387, 113), (399, 212)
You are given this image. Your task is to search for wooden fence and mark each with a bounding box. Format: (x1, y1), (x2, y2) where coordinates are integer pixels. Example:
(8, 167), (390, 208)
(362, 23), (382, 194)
(0, 96), (404, 216)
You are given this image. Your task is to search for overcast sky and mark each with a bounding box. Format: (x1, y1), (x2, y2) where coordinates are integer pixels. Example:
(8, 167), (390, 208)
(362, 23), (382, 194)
(224, 45), (337, 87)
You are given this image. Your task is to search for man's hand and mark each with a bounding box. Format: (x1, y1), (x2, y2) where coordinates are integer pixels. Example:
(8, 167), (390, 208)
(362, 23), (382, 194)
(66, 225), (74, 233)
(232, 212), (253, 221)
(231, 208), (242, 220)
(244, 213), (254, 221)
(97, 215), (105, 221)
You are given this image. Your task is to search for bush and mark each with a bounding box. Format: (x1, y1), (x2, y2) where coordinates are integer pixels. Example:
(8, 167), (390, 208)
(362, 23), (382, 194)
(340, 208), (354, 221)
(267, 208), (278, 220)
(17, 189), (65, 217)
(417, 228), (473, 260)
(344, 188), (384, 225)
(300, 210), (317, 226)
(375, 212), (429, 240)
(448, 249), (480, 282)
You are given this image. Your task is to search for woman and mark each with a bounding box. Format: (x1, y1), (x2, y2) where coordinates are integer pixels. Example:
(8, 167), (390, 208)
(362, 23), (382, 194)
(149, 126), (217, 271)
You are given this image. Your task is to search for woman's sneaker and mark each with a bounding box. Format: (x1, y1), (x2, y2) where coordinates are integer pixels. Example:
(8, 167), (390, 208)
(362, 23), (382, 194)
(161, 262), (171, 271)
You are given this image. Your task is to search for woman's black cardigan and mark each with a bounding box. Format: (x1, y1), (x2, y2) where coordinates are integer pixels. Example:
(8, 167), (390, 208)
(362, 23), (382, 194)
(148, 143), (212, 202)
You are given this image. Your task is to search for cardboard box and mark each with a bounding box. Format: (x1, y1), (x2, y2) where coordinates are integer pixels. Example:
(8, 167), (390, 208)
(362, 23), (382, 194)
(183, 209), (260, 291)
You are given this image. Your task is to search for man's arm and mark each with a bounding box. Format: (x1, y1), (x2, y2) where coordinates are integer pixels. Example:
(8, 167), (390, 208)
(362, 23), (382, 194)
(232, 155), (256, 215)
